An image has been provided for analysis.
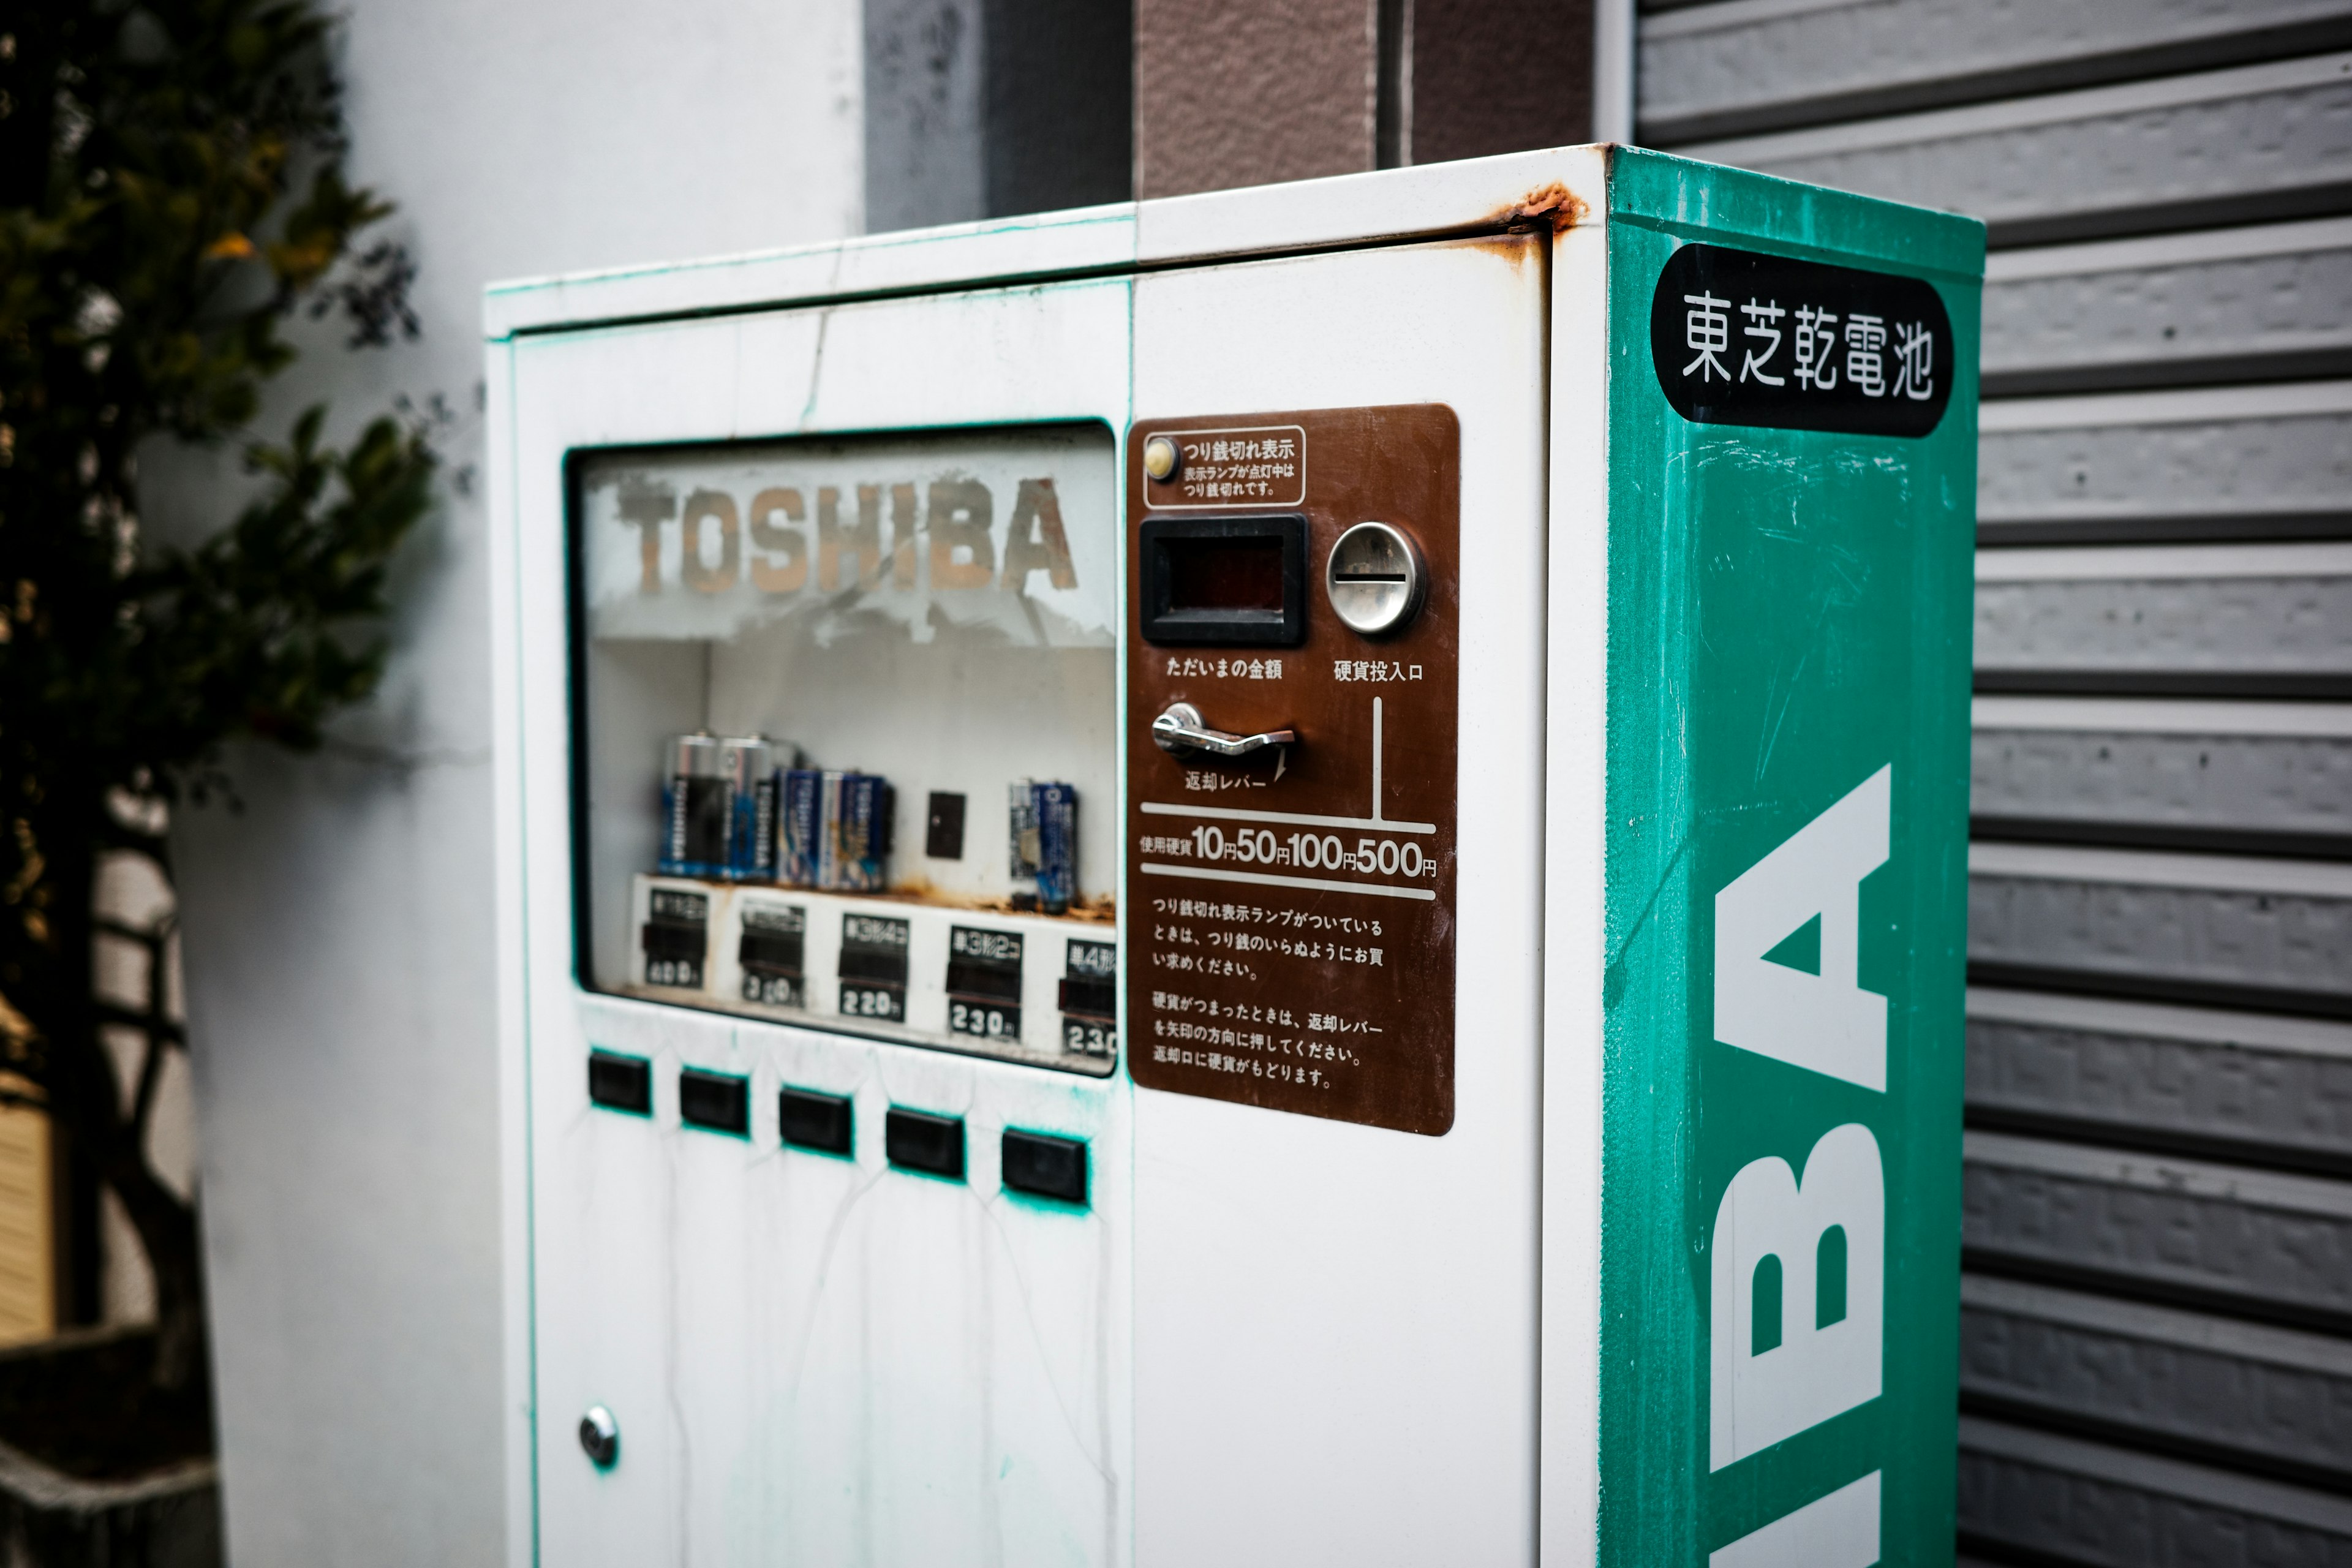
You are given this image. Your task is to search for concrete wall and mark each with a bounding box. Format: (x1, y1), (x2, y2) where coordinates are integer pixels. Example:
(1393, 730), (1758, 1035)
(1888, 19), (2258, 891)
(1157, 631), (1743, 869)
(155, 2), (862, 1561)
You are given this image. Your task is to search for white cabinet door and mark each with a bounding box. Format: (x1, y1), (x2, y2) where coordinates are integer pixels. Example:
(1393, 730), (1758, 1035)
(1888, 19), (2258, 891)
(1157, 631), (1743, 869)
(1129, 232), (1550, 1567)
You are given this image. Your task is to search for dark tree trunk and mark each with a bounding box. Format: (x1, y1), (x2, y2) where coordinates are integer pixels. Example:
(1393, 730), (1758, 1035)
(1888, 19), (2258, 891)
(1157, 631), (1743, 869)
(23, 791), (206, 1393)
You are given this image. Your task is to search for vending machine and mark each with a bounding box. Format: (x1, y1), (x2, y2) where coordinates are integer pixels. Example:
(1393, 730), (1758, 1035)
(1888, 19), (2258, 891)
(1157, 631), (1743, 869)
(487, 145), (1981, 1566)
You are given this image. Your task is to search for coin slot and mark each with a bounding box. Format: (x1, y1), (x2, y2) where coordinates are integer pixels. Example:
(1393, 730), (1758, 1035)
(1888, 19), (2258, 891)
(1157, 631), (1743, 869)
(1324, 521), (1426, 638)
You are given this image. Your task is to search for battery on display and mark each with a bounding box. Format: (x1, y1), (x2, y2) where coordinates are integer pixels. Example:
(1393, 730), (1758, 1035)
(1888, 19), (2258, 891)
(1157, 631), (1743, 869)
(819, 771), (895, 892)
(659, 734), (728, 877)
(779, 767), (822, 887)
(717, 736), (779, 882)
(1007, 780), (1079, 914)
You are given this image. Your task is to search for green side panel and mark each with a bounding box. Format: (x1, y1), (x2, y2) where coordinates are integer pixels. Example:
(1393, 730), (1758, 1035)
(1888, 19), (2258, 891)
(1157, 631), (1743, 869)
(1597, 148), (1983, 1567)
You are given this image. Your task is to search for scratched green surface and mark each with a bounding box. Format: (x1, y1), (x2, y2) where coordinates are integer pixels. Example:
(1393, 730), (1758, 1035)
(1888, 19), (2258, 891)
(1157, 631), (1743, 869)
(1597, 148), (1983, 1567)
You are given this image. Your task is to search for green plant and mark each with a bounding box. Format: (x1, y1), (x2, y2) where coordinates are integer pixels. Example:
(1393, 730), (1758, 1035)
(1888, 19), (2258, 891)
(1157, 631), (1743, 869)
(0, 0), (434, 1400)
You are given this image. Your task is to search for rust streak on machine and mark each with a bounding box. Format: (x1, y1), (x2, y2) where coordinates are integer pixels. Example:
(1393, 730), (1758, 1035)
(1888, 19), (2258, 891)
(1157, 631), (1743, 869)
(1493, 180), (1588, 232)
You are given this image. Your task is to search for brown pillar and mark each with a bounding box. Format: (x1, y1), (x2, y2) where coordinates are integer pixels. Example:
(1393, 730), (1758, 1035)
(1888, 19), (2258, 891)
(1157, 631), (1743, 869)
(1136, 0), (1603, 200)
(1134, 0), (1380, 199)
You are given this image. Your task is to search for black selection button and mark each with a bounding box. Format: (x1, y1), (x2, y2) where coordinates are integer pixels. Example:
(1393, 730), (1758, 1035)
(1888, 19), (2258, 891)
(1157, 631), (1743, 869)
(678, 1068), (750, 1136)
(779, 1088), (853, 1155)
(1001, 1129), (1087, 1205)
(885, 1108), (965, 1180)
(587, 1051), (652, 1115)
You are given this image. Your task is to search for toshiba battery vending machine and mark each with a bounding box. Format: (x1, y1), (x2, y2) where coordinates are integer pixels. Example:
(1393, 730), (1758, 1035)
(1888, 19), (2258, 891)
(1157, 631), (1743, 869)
(487, 146), (1981, 1567)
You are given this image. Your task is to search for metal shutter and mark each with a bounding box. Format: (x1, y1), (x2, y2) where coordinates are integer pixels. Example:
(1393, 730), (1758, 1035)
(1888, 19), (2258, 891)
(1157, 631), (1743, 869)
(1640, 7), (2352, 1561)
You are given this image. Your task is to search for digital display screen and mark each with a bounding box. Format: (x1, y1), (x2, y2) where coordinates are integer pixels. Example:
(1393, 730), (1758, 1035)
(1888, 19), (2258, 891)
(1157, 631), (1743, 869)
(1137, 514), (1306, 646)
(1163, 537), (1285, 612)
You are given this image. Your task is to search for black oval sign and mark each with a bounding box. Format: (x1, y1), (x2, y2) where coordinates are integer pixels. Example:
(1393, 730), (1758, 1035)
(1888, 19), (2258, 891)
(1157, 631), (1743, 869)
(1649, 243), (1954, 437)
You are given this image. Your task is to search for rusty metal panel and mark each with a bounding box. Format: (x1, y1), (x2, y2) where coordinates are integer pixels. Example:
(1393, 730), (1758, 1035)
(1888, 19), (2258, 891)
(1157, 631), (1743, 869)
(1962, 1131), (2352, 1327)
(1958, 1415), (2352, 1566)
(1965, 987), (2352, 1172)
(1977, 382), (2352, 545)
(1973, 544), (2352, 696)
(1966, 843), (2352, 1015)
(1640, 0), (2352, 144)
(1983, 219), (2352, 396)
(1960, 1275), (2352, 1486)
(1676, 53), (2352, 246)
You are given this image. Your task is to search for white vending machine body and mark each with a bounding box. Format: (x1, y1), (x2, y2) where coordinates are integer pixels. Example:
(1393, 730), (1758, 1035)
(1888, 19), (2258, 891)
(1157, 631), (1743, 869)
(488, 146), (1981, 1566)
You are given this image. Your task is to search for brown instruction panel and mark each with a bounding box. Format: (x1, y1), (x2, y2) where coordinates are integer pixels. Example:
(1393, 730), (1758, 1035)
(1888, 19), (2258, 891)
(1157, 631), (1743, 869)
(1125, 405), (1459, 1135)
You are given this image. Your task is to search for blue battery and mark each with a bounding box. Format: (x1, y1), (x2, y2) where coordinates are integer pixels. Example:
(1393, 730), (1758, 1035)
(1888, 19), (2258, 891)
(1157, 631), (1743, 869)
(1033, 782), (1077, 916)
(818, 771), (894, 892)
(780, 768), (822, 888)
(718, 737), (776, 882)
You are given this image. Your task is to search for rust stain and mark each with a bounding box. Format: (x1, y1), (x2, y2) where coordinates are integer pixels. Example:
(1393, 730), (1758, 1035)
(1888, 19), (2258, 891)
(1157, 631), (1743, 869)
(883, 879), (1117, 924)
(1491, 181), (1588, 234)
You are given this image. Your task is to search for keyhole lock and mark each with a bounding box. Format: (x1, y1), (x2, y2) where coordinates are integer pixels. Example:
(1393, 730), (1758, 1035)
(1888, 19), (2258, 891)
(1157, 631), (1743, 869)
(1325, 521), (1425, 636)
(579, 1404), (620, 1468)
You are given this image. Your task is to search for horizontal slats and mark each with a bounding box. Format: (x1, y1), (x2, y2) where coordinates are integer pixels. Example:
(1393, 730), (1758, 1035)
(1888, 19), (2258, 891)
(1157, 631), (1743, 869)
(1677, 53), (2352, 247)
(1973, 544), (2352, 698)
(1958, 1415), (2352, 1566)
(1968, 842), (2352, 1016)
(1640, 0), (2352, 145)
(1983, 219), (2352, 396)
(1972, 697), (2352, 859)
(1963, 1129), (2352, 1330)
(1968, 984), (2352, 1174)
(1961, 1274), (2352, 1488)
(1977, 382), (2352, 546)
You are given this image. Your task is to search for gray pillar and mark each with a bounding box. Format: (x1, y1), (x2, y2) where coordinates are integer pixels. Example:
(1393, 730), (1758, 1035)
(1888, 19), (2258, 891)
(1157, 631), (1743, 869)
(865, 0), (1133, 233)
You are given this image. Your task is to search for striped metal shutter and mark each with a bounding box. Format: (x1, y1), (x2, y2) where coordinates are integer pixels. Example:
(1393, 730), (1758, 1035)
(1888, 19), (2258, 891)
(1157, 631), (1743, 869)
(1638, 8), (2352, 1561)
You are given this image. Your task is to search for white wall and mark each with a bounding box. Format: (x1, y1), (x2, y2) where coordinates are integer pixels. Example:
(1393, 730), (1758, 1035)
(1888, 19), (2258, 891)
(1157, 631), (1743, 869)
(157, 2), (863, 1561)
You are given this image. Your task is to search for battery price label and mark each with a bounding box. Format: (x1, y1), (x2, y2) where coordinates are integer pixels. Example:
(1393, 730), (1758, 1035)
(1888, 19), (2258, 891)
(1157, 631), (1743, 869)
(743, 972), (805, 1008)
(840, 982), (907, 1023)
(645, 956), (703, 989)
(649, 889), (710, 923)
(949, 999), (1021, 1039)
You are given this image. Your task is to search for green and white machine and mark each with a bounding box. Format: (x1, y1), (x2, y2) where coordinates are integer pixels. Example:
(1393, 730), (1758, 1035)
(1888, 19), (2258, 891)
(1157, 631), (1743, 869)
(487, 145), (1982, 1564)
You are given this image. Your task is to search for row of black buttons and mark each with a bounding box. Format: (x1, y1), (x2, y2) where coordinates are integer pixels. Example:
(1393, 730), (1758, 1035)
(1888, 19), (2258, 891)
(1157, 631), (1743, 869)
(587, 1051), (1087, 1205)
